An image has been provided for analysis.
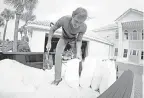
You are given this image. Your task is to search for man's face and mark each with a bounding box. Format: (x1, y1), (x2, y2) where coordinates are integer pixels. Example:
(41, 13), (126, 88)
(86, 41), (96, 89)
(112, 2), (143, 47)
(71, 15), (86, 28)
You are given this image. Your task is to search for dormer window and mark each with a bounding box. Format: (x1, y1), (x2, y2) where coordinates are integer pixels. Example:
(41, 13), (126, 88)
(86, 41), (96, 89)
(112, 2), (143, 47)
(142, 30), (143, 40)
(124, 30), (128, 40)
(132, 30), (137, 40)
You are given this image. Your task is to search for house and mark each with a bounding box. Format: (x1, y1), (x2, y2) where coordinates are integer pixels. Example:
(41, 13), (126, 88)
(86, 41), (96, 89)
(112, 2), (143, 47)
(0, 19), (114, 68)
(25, 20), (114, 64)
(93, 8), (143, 65)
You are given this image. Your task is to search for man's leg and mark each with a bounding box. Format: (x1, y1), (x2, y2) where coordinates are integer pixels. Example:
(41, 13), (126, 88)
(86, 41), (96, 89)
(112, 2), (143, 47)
(52, 38), (67, 85)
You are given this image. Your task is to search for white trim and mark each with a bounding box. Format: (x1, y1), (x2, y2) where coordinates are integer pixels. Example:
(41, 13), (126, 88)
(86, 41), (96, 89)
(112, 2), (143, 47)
(115, 8), (143, 22)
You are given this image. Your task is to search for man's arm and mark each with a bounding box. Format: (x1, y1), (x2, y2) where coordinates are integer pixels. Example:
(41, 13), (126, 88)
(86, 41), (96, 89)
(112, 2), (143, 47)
(47, 17), (64, 44)
(76, 24), (87, 59)
(76, 32), (84, 58)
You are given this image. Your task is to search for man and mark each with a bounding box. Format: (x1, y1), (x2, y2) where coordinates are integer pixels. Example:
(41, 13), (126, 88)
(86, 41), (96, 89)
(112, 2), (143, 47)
(46, 7), (88, 85)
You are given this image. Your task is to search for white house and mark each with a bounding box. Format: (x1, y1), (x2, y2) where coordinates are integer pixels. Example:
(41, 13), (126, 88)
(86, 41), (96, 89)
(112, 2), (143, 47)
(25, 21), (114, 61)
(93, 8), (143, 65)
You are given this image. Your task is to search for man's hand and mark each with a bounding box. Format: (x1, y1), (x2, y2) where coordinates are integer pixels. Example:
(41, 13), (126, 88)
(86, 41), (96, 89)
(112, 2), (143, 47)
(46, 42), (51, 51)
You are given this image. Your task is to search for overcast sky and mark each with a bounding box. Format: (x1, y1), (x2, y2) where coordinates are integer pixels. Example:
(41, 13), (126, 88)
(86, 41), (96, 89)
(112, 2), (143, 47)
(0, 0), (143, 40)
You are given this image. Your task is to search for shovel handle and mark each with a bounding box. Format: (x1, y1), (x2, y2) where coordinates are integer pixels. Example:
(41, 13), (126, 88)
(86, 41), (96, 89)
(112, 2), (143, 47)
(45, 49), (49, 60)
(43, 49), (50, 70)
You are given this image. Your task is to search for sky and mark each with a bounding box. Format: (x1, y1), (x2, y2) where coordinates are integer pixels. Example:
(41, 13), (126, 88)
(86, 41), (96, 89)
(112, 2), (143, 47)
(0, 0), (143, 40)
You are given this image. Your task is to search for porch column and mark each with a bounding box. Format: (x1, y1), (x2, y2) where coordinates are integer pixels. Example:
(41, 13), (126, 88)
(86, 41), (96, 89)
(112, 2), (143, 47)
(117, 22), (123, 61)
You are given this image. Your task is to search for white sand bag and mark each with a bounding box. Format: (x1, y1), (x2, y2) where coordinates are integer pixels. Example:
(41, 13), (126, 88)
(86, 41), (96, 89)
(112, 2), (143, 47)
(79, 88), (100, 98)
(80, 57), (97, 88)
(99, 64), (110, 94)
(64, 59), (80, 89)
(106, 60), (116, 87)
(61, 62), (67, 78)
(99, 60), (116, 94)
(90, 59), (103, 91)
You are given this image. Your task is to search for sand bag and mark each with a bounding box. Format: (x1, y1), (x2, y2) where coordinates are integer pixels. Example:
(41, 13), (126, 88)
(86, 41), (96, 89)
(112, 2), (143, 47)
(106, 60), (116, 87)
(80, 57), (98, 88)
(90, 59), (103, 91)
(61, 62), (67, 78)
(79, 88), (100, 98)
(64, 59), (80, 89)
(99, 66), (110, 94)
(99, 60), (116, 94)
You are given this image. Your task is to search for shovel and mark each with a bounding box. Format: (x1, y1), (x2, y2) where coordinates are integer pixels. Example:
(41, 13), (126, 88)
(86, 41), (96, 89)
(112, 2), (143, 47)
(43, 49), (52, 70)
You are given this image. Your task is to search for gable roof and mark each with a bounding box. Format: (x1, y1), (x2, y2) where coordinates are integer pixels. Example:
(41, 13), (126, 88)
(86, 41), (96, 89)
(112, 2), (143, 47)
(93, 8), (143, 32)
(115, 8), (143, 21)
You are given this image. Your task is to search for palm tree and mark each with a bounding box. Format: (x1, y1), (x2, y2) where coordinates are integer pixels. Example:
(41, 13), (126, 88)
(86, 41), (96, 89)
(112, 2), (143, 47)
(0, 17), (4, 46)
(19, 11), (36, 39)
(4, 0), (38, 52)
(0, 16), (5, 27)
(1, 8), (15, 41)
(21, 11), (36, 26)
(18, 26), (24, 39)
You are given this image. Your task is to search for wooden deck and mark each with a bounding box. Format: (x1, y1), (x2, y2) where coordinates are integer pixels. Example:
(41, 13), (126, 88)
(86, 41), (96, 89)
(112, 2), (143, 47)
(116, 62), (143, 98)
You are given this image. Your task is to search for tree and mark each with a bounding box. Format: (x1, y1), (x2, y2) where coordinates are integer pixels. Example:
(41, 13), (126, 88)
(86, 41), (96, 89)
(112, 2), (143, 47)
(0, 17), (4, 46)
(20, 11), (36, 26)
(0, 16), (5, 27)
(4, 0), (38, 52)
(19, 11), (36, 39)
(1, 8), (15, 41)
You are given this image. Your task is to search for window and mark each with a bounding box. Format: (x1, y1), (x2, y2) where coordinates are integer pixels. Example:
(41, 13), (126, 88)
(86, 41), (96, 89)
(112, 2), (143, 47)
(130, 50), (139, 56)
(114, 48), (118, 56)
(137, 50), (139, 56)
(130, 32), (133, 40)
(141, 51), (144, 60)
(115, 30), (119, 39)
(130, 50), (132, 55)
(133, 30), (137, 40)
(123, 49), (128, 58)
(142, 30), (144, 40)
(124, 30), (128, 40)
(133, 50), (136, 55)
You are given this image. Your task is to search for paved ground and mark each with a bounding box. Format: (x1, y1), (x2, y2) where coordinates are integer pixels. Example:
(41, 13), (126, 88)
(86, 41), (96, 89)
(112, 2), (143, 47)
(116, 62), (143, 98)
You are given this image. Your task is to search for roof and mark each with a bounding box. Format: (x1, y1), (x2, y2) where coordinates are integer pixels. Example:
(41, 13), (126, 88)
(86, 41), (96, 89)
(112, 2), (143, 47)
(115, 8), (143, 21)
(28, 21), (52, 26)
(93, 8), (143, 32)
(93, 23), (118, 32)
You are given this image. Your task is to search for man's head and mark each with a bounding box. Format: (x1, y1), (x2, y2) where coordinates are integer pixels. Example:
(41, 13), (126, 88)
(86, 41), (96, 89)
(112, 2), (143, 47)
(71, 7), (88, 28)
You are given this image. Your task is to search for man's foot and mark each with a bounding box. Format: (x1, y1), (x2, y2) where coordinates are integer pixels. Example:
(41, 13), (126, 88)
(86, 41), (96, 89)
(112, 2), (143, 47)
(51, 78), (62, 86)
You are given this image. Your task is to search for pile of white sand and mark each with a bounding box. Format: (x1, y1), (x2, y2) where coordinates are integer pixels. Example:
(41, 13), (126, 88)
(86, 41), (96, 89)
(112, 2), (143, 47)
(0, 59), (99, 98)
